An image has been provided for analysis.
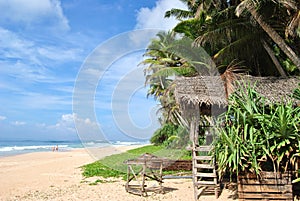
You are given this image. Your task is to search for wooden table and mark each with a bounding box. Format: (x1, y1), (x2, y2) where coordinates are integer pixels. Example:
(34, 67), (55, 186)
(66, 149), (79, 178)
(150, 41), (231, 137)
(124, 153), (164, 196)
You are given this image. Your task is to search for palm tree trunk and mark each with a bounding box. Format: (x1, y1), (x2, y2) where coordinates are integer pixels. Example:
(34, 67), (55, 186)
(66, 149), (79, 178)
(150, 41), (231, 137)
(246, 3), (300, 70)
(261, 40), (287, 77)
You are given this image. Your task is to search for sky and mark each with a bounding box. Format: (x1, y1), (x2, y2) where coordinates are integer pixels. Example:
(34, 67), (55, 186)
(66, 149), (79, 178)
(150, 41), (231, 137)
(0, 0), (186, 143)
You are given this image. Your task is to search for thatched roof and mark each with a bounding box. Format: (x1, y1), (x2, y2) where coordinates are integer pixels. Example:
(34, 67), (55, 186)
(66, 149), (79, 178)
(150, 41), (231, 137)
(239, 76), (300, 104)
(174, 75), (300, 107)
(174, 76), (227, 107)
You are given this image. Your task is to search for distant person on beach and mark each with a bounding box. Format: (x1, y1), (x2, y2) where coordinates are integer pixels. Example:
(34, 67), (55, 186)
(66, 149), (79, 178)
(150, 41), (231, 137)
(52, 145), (59, 152)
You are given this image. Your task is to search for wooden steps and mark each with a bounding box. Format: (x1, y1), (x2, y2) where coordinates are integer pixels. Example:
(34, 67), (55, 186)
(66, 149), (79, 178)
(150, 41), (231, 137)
(194, 155), (212, 160)
(195, 180), (217, 185)
(194, 146), (212, 152)
(189, 120), (219, 200)
(194, 163), (215, 169)
(192, 145), (219, 200)
(195, 172), (216, 178)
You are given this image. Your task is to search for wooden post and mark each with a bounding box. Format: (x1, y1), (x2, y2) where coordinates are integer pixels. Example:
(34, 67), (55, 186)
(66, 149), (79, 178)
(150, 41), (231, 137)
(126, 165), (130, 192)
(159, 162), (163, 193)
(190, 119), (195, 145)
(190, 119), (199, 147)
(141, 163), (146, 196)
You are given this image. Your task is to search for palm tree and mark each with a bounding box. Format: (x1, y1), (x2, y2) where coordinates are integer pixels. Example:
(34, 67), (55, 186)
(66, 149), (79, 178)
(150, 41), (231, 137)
(143, 31), (196, 96)
(143, 30), (218, 124)
(142, 31), (197, 125)
(281, 0), (300, 38)
(165, 0), (228, 19)
(236, 0), (300, 70)
(167, 1), (286, 76)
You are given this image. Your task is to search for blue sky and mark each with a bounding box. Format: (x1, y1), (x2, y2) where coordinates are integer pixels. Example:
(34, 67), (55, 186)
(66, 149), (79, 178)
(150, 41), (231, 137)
(0, 0), (186, 142)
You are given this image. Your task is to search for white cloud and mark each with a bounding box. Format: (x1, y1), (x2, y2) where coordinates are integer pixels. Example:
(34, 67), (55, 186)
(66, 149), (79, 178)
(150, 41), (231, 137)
(19, 92), (71, 110)
(61, 113), (75, 123)
(50, 113), (99, 133)
(35, 123), (46, 127)
(52, 114), (75, 132)
(0, 0), (69, 31)
(0, 28), (37, 63)
(0, 89), (71, 112)
(0, 27), (82, 65)
(45, 113), (103, 142)
(0, 27), (82, 85)
(11, 121), (26, 126)
(135, 0), (187, 30)
(37, 46), (83, 62)
(0, 116), (6, 120)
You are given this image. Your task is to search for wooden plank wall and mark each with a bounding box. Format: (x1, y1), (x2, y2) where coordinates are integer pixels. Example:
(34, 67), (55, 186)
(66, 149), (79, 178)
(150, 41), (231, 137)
(238, 172), (293, 201)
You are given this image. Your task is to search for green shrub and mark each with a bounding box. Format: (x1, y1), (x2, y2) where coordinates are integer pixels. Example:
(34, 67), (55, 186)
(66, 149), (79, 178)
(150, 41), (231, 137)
(150, 123), (177, 145)
(292, 83), (300, 101)
(150, 123), (189, 149)
(213, 84), (300, 180)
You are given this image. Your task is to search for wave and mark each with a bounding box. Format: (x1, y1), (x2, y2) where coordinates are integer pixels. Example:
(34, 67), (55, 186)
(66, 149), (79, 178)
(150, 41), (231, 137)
(0, 140), (149, 153)
(112, 141), (149, 146)
(0, 145), (69, 152)
(80, 140), (149, 148)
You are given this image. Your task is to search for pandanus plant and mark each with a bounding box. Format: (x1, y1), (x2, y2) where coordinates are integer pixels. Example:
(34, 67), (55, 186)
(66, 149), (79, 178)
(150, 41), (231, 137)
(213, 83), (300, 180)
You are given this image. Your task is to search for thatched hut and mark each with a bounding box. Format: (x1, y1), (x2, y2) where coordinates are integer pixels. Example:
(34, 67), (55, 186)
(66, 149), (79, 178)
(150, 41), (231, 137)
(174, 75), (300, 120)
(174, 75), (299, 199)
(174, 75), (299, 144)
(174, 76), (227, 121)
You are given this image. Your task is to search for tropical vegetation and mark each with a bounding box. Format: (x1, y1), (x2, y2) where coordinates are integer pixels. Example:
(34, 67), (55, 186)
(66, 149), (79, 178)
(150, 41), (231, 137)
(143, 32), (209, 147)
(143, 0), (300, 147)
(213, 84), (300, 180)
(81, 145), (191, 181)
(150, 123), (190, 148)
(293, 82), (300, 101)
(82, 0), (300, 188)
(165, 0), (300, 75)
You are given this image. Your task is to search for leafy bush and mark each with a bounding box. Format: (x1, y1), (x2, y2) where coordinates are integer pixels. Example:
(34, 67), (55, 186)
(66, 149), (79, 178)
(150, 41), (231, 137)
(213, 84), (300, 180)
(150, 123), (176, 145)
(150, 123), (189, 148)
(292, 83), (300, 101)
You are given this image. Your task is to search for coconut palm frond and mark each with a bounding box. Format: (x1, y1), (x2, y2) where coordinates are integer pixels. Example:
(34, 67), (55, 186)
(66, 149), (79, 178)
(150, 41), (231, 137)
(285, 11), (300, 38)
(165, 8), (193, 19)
(221, 60), (248, 98)
(235, 0), (254, 17)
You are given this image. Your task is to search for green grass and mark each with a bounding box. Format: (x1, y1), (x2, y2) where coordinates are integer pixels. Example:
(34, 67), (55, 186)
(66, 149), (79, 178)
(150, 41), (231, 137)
(81, 145), (191, 179)
(89, 179), (104, 185)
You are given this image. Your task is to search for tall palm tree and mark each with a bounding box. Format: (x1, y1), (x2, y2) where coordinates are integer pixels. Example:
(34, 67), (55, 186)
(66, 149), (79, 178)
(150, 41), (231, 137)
(143, 31), (196, 97)
(167, 0), (286, 76)
(236, 0), (300, 70)
(142, 31), (197, 125)
(143, 30), (218, 124)
(165, 0), (228, 19)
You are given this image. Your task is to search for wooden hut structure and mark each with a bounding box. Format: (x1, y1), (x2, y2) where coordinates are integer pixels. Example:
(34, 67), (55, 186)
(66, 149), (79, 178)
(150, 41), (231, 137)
(173, 75), (300, 200)
(174, 76), (227, 121)
(175, 75), (300, 117)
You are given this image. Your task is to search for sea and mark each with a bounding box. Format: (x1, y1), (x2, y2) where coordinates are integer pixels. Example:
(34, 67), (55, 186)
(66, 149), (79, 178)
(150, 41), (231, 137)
(0, 139), (149, 158)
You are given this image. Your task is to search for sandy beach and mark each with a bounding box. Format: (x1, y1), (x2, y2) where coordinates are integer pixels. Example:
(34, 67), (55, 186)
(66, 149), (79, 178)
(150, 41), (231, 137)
(0, 146), (236, 201)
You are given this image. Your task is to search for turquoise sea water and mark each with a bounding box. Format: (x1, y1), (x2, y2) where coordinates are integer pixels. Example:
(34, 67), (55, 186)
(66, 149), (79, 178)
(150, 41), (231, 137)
(0, 140), (149, 157)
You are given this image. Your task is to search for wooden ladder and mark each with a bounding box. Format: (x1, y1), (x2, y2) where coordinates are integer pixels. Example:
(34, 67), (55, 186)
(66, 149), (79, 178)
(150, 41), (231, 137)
(192, 145), (219, 200)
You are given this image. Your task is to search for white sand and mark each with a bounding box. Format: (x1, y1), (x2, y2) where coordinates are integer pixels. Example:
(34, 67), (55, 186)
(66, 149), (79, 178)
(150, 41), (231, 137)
(0, 146), (236, 201)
